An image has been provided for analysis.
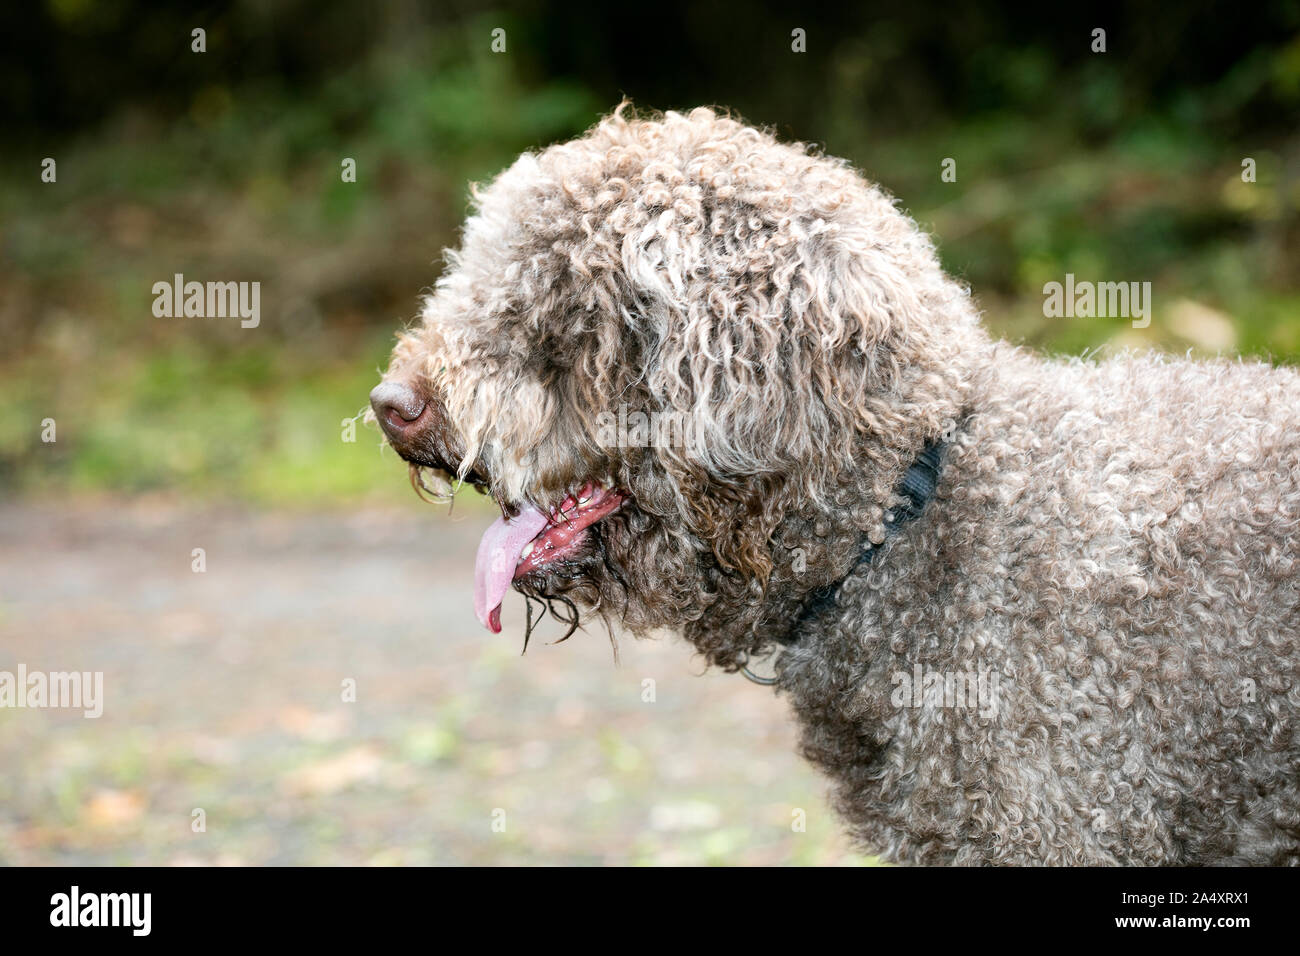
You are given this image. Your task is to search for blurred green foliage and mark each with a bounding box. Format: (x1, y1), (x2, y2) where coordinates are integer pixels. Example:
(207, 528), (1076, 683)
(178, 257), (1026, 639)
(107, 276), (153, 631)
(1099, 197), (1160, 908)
(1, 2), (1297, 503)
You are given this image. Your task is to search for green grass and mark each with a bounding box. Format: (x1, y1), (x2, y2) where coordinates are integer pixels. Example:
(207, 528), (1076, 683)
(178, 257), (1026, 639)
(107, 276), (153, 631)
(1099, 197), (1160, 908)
(1, 334), (414, 506)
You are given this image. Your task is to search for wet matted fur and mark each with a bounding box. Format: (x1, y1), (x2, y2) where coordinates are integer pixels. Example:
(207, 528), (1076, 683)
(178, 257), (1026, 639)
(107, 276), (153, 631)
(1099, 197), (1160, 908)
(371, 105), (1300, 865)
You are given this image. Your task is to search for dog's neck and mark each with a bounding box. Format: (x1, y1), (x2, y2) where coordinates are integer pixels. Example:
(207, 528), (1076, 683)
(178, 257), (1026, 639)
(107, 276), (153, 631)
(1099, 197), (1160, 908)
(677, 428), (958, 670)
(774, 438), (947, 647)
(679, 322), (995, 672)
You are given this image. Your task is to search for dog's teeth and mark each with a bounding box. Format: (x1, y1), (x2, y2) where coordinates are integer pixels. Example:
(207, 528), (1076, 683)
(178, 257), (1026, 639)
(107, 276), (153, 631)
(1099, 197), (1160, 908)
(579, 494), (592, 505)
(521, 542), (534, 558)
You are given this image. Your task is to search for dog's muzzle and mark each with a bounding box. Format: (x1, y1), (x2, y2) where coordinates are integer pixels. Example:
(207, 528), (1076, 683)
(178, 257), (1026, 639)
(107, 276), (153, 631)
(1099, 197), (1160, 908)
(369, 379), (480, 482)
(370, 381), (431, 445)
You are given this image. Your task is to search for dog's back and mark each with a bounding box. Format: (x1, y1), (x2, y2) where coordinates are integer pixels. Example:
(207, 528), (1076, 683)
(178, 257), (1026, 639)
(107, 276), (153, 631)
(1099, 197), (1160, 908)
(784, 347), (1300, 864)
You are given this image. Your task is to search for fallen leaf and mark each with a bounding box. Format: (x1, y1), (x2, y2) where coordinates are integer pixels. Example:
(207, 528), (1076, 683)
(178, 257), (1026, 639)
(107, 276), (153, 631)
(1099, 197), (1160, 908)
(281, 746), (383, 796)
(83, 789), (146, 827)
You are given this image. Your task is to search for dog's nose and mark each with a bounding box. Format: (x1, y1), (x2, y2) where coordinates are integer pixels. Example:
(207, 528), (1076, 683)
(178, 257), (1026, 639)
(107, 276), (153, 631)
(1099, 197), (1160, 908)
(370, 381), (430, 442)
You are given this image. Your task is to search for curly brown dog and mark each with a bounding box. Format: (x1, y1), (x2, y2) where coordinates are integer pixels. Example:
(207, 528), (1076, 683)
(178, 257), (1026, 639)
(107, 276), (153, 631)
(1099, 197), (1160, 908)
(368, 106), (1300, 865)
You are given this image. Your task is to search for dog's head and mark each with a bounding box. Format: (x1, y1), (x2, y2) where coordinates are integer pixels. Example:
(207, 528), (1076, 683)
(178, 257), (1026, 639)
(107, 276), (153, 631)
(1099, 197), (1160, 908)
(369, 106), (980, 667)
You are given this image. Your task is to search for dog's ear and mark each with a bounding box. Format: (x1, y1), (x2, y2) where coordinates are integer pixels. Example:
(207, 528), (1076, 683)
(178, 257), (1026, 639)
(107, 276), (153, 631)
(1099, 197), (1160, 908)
(614, 194), (974, 582)
(635, 329), (863, 584)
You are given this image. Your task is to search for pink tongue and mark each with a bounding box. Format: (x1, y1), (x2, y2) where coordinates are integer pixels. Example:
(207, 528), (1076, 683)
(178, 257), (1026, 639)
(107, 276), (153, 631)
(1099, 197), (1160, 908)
(473, 505), (551, 633)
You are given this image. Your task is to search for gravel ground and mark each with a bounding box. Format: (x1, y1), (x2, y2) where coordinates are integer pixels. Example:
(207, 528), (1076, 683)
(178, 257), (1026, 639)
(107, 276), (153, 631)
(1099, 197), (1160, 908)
(0, 499), (869, 865)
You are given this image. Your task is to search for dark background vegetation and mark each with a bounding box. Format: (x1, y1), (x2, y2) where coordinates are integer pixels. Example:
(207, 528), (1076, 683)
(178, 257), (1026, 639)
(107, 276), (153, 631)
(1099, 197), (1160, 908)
(1, 1), (1297, 865)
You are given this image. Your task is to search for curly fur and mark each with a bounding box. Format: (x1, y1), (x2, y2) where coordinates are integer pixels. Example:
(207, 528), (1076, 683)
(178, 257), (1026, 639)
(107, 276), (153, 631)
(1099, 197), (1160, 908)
(374, 105), (1300, 864)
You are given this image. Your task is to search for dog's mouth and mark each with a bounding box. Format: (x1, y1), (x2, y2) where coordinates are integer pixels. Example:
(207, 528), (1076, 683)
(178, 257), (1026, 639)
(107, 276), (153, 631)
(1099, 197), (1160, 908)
(473, 481), (626, 633)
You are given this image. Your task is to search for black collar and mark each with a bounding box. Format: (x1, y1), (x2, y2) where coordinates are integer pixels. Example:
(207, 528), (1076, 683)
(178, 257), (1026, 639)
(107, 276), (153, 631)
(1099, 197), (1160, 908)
(776, 439), (946, 646)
